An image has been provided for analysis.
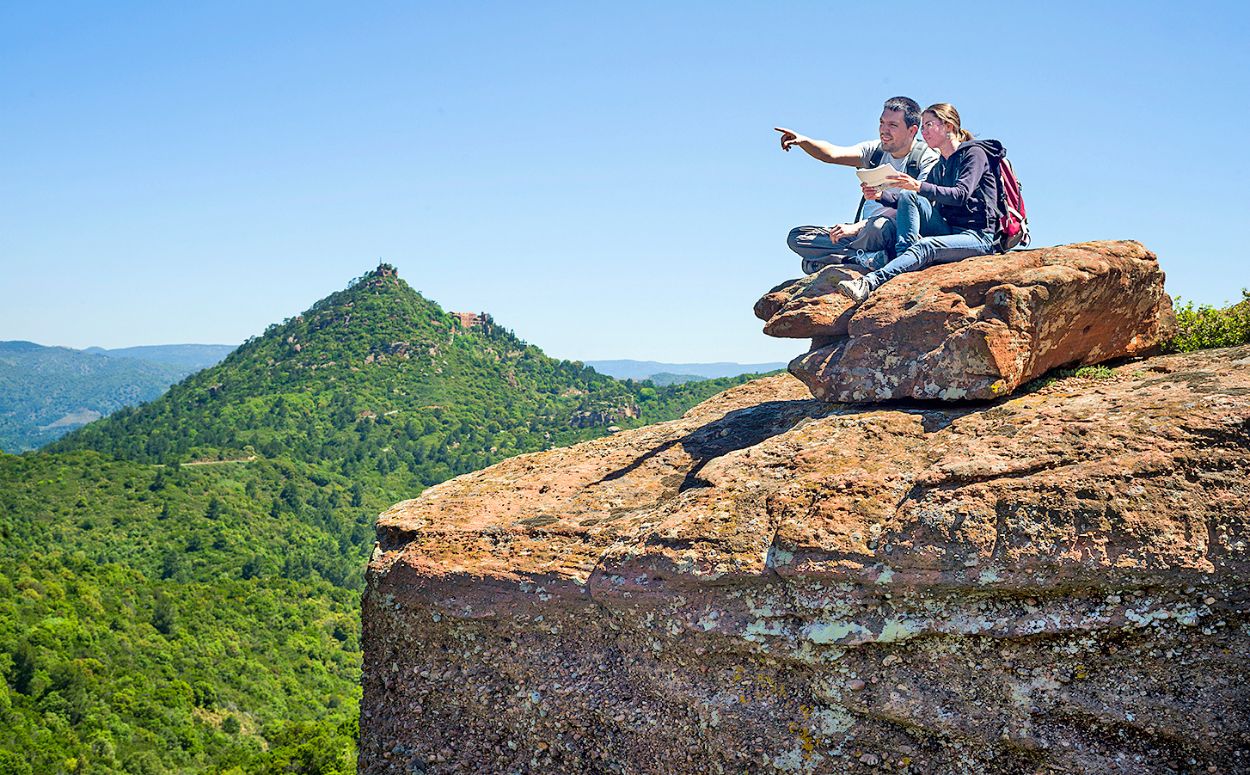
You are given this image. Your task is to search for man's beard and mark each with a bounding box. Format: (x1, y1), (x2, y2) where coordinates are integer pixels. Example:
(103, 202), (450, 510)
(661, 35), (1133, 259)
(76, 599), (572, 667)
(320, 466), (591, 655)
(881, 137), (909, 155)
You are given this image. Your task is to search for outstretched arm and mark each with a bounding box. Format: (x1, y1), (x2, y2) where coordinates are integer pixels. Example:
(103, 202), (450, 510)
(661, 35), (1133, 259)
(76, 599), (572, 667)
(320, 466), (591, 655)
(774, 127), (864, 166)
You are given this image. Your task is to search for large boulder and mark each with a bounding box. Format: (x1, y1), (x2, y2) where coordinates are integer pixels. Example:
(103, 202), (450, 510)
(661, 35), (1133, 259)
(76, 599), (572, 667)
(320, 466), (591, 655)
(758, 241), (1175, 402)
(361, 346), (1250, 774)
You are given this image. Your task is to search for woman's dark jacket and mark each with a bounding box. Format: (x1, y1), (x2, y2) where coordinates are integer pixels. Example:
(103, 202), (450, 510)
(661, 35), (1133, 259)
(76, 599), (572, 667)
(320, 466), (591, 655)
(881, 139), (1004, 232)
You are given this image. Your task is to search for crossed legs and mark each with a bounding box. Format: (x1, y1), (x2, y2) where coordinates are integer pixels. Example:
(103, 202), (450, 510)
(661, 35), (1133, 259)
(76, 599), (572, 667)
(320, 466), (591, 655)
(787, 215), (897, 275)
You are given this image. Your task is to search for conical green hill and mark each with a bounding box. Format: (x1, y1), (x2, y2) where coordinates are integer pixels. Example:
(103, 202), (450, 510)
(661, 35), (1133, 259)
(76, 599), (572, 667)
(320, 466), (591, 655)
(49, 265), (740, 485)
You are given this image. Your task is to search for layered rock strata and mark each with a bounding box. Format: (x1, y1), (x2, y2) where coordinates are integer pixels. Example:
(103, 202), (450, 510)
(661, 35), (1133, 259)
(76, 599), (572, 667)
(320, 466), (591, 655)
(362, 346), (1250, 774)
(755, 240), (1175, 402)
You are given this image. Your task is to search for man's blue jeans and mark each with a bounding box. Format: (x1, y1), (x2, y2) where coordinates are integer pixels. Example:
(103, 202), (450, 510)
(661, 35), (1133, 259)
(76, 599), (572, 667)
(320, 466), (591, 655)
(865, 190), (996, 291)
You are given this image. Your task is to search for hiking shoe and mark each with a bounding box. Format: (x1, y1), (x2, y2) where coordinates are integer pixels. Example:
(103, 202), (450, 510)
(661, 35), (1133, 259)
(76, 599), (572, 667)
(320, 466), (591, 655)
(805, 264), (864, 284)
(835, 276), (872, 304)
(802, 258), (858, 276)
(852, 249), (889, 270)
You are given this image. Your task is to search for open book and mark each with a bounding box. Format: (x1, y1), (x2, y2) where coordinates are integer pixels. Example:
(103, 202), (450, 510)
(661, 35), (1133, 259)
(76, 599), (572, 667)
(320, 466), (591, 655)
(855, 164), (903, 189)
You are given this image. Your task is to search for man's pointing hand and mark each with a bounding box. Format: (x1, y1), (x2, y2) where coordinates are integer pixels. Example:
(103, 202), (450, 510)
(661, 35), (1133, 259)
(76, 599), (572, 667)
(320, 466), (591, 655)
(774, 127), (810, 152)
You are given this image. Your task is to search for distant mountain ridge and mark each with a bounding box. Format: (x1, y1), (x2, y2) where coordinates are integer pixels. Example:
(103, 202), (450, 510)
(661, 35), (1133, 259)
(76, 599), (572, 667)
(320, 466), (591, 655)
(0, 340), (46, 354)
(584, 359), (786, 382)
(83, 343), (236, 369)
(0, 341), (200, 452)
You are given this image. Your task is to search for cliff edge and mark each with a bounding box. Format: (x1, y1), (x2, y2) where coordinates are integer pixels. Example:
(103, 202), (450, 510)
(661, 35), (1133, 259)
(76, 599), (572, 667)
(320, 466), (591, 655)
(363, 345), (1250, 774)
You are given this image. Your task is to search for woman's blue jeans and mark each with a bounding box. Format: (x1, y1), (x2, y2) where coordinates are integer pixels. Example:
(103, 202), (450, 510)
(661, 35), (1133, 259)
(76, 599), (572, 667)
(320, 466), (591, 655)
(865, 190), (996, 291)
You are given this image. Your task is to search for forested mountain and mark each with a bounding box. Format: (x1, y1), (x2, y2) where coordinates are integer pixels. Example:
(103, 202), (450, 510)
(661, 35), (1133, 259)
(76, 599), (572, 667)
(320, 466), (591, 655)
(0, 265), (760, 774)
(0, 342), (194, 453)
(50, 266), (740, 473)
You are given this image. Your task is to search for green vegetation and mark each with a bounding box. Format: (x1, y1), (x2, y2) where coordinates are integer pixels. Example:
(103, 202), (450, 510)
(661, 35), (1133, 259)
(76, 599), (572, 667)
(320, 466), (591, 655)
(0, 452), (363, 774)
(1021, 363), (1117, 394)
(1165, 290), (1250, 353)
(1, 266), (758, 773)
(1062, 365), (1115, 380)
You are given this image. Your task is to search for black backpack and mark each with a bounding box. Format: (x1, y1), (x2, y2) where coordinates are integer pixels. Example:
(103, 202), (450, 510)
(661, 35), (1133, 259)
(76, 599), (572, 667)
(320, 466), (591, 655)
(853, 142), (931, 222)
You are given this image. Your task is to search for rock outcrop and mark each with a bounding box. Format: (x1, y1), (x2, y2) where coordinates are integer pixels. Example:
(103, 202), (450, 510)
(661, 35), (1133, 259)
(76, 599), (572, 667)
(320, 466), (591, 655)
(362, 345), (1250, 774)
(756, 241), (1175, 402)
(754, 264), (865, 340)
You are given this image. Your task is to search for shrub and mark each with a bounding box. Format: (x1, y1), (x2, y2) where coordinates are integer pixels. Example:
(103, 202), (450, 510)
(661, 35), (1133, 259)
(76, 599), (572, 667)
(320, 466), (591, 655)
(1166, 290), (1250, 353)
(1022, 363), (1116, 393)
(1067, 365), (1114, 380)
(0, 750), (32, 775)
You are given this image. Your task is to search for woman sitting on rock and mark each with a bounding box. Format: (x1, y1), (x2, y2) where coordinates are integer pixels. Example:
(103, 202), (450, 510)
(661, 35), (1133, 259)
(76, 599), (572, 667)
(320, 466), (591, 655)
(836, 103), (1004, 304)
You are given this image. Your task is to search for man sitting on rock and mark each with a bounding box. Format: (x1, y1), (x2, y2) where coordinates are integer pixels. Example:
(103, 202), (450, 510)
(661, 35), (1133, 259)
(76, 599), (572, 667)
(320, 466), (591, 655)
(776, 96), (939, 275)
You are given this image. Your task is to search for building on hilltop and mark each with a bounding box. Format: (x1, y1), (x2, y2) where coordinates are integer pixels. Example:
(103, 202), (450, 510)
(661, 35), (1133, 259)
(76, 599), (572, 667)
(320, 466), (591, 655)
(450, 312), (495, 335)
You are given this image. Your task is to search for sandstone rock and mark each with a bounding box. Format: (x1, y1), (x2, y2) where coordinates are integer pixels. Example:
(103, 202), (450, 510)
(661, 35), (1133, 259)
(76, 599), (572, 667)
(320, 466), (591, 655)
(755, 264), (865, 339)
(772, 241), (1175, 402)
(753, 276), (800, 322)
(362, 345), (1250, 774)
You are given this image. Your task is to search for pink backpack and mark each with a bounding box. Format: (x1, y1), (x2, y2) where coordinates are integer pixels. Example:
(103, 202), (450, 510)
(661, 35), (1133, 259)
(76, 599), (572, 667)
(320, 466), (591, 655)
(995, 156), (1030, 251)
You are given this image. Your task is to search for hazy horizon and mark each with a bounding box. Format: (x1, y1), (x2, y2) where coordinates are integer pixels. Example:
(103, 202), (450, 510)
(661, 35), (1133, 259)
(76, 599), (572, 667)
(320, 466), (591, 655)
(5, 337), (789, 371)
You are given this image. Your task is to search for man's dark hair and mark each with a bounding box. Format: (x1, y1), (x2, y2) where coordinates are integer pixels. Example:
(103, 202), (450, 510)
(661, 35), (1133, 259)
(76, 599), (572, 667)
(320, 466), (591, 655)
(882, 96), (922, 128)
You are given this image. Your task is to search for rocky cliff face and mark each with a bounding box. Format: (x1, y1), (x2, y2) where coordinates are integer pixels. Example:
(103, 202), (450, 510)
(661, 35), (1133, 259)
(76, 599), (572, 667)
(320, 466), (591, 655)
(362, 346), (1250, 774)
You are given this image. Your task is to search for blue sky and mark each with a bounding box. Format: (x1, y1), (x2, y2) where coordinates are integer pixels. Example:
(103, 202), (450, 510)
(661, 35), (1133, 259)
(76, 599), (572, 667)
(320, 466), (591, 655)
(2, 1), (1247, 363)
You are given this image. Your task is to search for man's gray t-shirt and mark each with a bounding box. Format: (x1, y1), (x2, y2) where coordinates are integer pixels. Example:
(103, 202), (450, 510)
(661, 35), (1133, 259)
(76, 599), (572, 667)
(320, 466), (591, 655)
(850, 139), (940, 220)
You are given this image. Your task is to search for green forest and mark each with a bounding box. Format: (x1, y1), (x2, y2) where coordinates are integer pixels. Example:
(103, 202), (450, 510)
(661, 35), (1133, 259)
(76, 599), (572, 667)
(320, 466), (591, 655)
(0, 267), (763, 774)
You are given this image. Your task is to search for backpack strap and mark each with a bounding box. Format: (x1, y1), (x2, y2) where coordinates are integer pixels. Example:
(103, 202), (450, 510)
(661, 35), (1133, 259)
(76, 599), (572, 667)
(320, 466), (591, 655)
(853, 146), (886, 222)
(904, 141), (929, 179)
